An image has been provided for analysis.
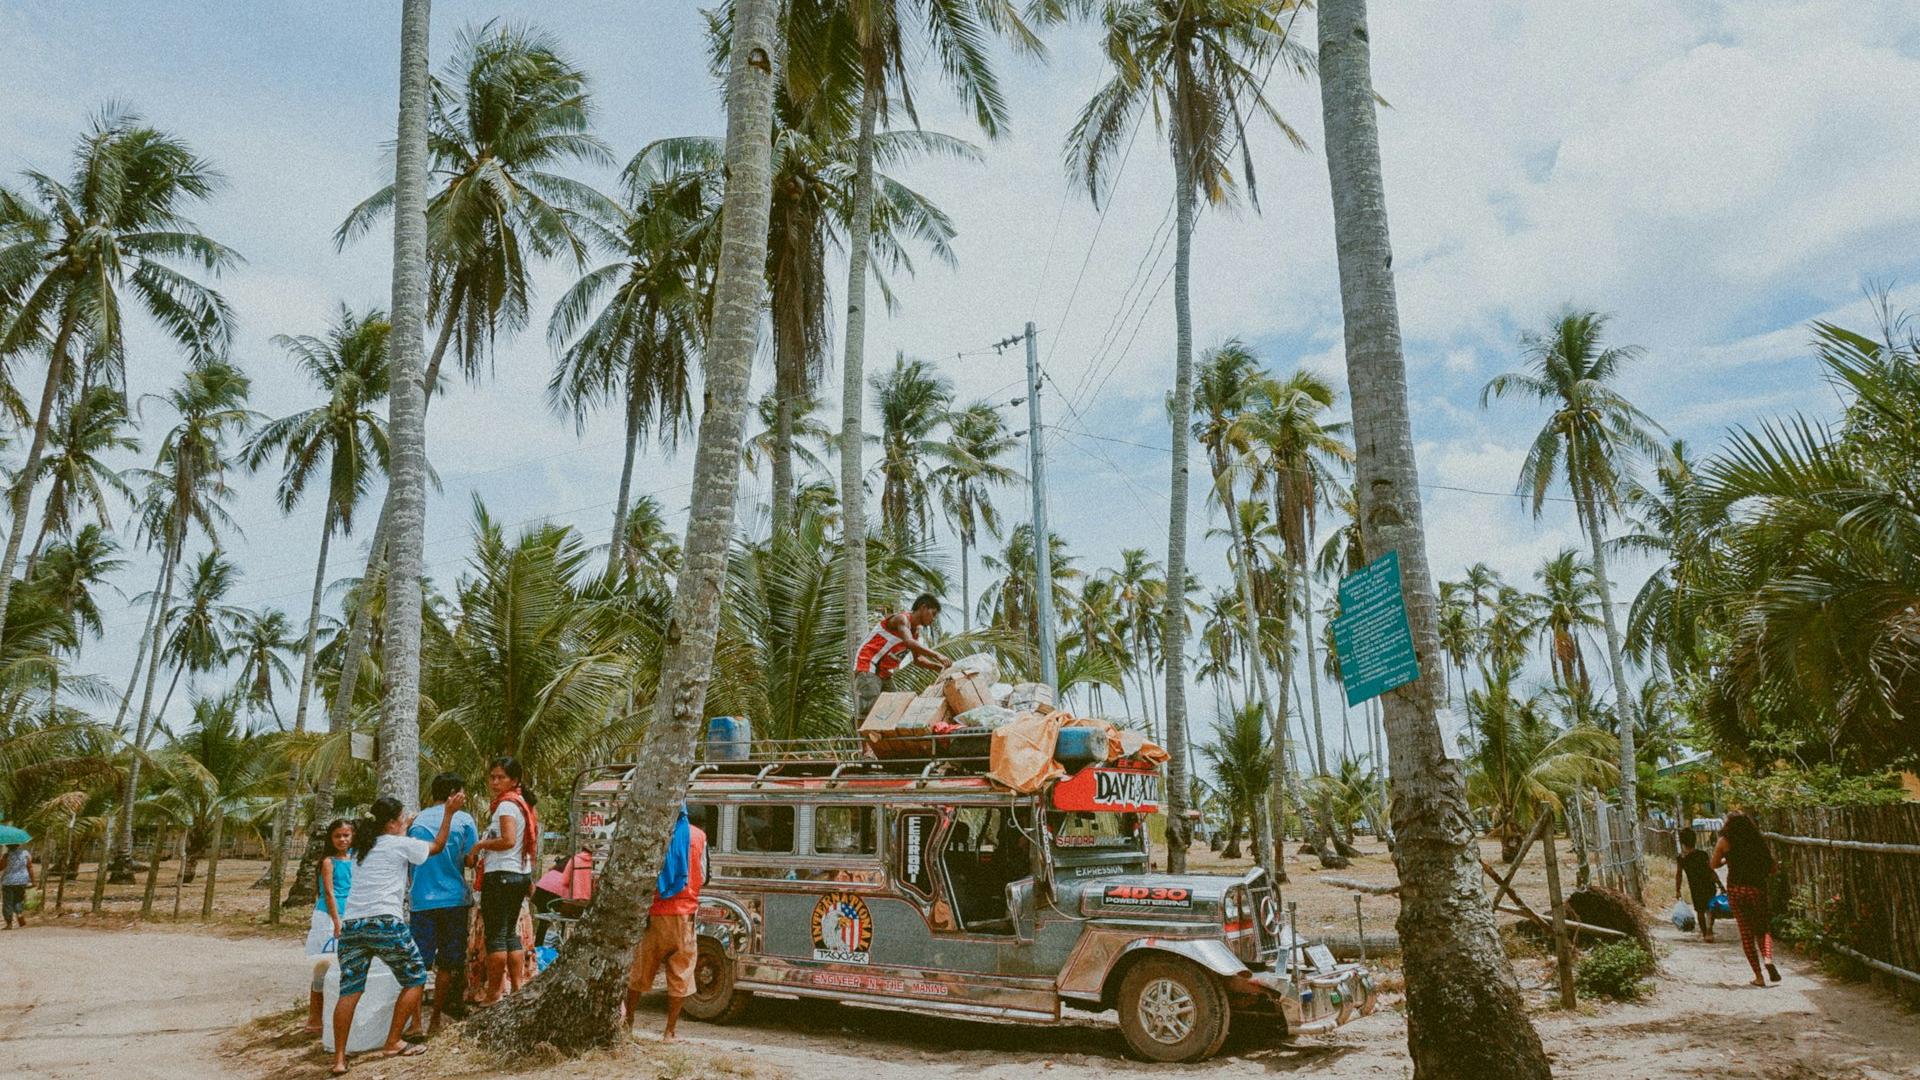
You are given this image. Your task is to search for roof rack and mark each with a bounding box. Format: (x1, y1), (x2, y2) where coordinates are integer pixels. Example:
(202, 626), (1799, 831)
(693, 732), (996, 788)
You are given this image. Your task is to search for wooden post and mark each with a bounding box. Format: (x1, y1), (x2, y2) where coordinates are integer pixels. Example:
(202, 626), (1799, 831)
(140, 827), (165, 920)
(1594, 797), (1616, 891)
(1541, 802), (1575, 1009)
(171, 829), (188, 921)
(200, 809), (225, 922)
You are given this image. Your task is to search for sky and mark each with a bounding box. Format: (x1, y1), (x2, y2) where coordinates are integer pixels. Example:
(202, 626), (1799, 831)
(4, 1), (1919, 759)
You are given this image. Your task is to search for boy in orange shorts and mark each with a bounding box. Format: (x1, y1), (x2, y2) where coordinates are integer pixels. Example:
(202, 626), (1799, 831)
(626, 805), (707, 1040)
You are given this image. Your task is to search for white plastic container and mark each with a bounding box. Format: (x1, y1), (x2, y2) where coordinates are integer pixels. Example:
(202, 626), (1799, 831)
(320, 957), (400, 1053)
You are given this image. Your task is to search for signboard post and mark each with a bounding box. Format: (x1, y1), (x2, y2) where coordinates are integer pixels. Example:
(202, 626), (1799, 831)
(1331, 550), (1421, 706)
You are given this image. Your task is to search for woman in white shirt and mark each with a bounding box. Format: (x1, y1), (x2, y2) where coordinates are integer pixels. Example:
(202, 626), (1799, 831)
(329, 791), (464, 1076)
(470, 756), (538, 1004)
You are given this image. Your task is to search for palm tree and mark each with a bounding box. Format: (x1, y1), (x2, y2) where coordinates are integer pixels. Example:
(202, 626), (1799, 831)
(644, 27), (973, 536)
(1202, 702), (1271, 861)
(0, 109), (237, 642)
(936, 402), (1020, 632)
(1615, 440), (1707, 678)
(472, 0), (781, 1053)
(1248, 366), (1349, 779)
(616, 496), (682, 591)
(1530, 550), (1602, 700)
(548, 166), (710, 575)
(226, 608), (298, 724)
(1483, 310), (1664, 852)
(110, 362), (254, 876)
(23, 385), (139, 577)
(1466, 662), (1617, 862)
(1108, 548), (1168, 739)
(807, 0), (1044, 714)
(978, 524), (1081, 676)
(1435, 597), (1476, 712)
(156, 551), (244, 723)
(1068, 0), (1311, 871)
(372, 0), (435, 810)
(1316, 0), (1552, 1072)
(244, 307), (390, 911)
(339, 14), (611, 808)
(869, 354), (957, 545)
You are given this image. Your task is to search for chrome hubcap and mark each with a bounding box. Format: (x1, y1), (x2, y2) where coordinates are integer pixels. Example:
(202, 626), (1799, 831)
(1137, 977), (1196, 1044)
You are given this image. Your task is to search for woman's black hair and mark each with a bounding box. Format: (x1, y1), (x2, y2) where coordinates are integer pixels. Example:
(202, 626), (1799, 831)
(318, 818), (354, 867)
(353, 796), (404, 863)
(1722, 811), (1774, 875)
(490, 756), (534, 805)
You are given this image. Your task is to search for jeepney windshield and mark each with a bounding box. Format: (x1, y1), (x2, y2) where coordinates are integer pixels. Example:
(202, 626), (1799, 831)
(1047, 810), (1143, 851)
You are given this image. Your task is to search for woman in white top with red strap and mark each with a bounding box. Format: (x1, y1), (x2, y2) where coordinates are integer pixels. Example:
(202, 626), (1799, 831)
(853, 593), (951, 728)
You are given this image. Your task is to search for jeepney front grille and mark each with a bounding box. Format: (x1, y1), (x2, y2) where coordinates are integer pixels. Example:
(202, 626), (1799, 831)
(1250, 876), (1282, 962)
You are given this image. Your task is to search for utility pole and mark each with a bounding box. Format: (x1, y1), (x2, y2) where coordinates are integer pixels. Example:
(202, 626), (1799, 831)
(995, 322), (1058, 689)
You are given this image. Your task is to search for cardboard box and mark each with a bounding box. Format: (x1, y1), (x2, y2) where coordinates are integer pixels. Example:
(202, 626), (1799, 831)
(862, 692), (949, 758)
(1005, 682), (1055, 714)
(942, 671), (996, 715)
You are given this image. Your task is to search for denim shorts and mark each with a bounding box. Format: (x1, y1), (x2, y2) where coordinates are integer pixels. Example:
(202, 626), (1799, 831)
(409, 904), (470, 971)
(337, 914), (428, 996)
(480, 873), (531, 954)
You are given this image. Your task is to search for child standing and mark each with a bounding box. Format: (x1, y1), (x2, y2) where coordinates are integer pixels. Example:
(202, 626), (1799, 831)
(1674, 827), (1720, 942)
(306, 820), (356, 1033)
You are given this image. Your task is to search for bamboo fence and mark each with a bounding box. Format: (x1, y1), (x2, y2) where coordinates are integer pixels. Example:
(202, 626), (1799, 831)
(1760, 805), (1920, 1004)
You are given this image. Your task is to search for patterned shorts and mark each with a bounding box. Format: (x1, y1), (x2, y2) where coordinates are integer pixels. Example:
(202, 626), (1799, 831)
(338, 915), (429, 996)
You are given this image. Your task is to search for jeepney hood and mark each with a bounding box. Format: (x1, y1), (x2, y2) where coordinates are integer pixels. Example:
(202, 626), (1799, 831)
(1066, 872), (1242, 920)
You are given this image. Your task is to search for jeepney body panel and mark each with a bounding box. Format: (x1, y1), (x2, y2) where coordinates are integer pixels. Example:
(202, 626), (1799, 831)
(568, 758), (1374, 1033)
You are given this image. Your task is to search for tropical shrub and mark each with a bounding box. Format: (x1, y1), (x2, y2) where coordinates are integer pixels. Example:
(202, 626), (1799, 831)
(1575, 941), (1655, 1001)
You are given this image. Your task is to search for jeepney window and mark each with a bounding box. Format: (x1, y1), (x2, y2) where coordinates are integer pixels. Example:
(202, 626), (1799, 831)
(688, 803), (720, 848)
(813, 806), (877, 856)
(737, 805), (795, 853)
(898, 812), (937, 895)
(1047, 810), (1141, 849)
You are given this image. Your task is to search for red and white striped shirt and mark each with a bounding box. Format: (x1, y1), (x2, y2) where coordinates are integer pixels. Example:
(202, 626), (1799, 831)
(854, 612), (916, 677)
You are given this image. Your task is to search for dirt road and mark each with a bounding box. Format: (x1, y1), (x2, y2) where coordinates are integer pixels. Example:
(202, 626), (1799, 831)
(5, 920), (1919, 1078)
(0, 925), (293, 1080)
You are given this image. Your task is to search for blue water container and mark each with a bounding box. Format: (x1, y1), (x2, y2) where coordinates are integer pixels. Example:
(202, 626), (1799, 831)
(706, 716), (752, 761)
(1054, 727), (1106, 771)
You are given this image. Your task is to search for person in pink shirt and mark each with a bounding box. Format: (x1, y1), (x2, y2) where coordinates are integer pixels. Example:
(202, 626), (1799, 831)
(531, 844), (594, 948)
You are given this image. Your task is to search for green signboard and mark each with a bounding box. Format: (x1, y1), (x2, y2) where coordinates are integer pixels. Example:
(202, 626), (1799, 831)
(1332, 550), (1421, 706)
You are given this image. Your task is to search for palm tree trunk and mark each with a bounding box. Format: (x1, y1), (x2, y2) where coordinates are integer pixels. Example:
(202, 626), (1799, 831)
(607, 383), (643, 575)
(1581, 492), (1641, 873)
(0, 320), (72, 645)
(1317, 2), (1550, 1073)
(770, 346), (798, 536)
(375, 0), (434, 811)
(1219, 483), (1281, 879)
(90, 823), (110, 914)
(111, 564), (166, 736)
(1301, 567), (1332, 775)
(1158, 70), (1201, 877)
(1280, 613), (1349, 866)
(839, 50), (882, 699)
(270, 504), (336, 918)
(114, 527), (181, 877)
(200, 808), (224, 921)
(140, 827), (166, 919)
(471, 0), (779, 1055)
(959, 530), (971, 633)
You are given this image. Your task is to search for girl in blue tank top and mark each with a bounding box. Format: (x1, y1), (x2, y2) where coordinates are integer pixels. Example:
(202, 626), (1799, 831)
(307, 819), (356, 1032)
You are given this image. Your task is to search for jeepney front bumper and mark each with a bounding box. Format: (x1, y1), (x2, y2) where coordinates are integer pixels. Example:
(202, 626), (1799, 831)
(1230, 963), (1376, 1035)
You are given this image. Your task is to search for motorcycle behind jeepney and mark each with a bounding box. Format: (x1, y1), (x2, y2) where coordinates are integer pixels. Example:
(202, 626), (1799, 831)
(569, 739), (1376, 1063)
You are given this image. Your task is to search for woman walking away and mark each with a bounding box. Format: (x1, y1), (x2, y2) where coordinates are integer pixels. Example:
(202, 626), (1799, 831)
(306, 820), (355, 1033)
(3, 843), (35, 928)
(1713, 811), (1779, 986)
(471, 756), (537, 1004)
(330, 790), (465, 1075)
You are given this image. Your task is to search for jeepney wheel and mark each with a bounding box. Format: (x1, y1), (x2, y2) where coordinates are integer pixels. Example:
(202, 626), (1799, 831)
(682, 937), (751, 1023)
(1117, 956), (1229, 1063)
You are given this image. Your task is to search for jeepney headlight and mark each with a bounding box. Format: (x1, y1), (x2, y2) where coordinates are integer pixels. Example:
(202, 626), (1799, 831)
(1223, 889), (1244, 924)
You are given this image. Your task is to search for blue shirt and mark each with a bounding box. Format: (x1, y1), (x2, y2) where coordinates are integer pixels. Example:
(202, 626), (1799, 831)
(315, 855), (353, 914)
(407, 805), (477, 911)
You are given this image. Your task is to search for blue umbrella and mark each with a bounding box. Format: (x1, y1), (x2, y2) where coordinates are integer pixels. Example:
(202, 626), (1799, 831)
(0, 824), (31, 845)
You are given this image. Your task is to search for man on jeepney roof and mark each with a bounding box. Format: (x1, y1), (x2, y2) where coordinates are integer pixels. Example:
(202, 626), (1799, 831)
(852, 593), (952, 728)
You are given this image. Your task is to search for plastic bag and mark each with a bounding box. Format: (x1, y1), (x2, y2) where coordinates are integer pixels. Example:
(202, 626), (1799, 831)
(989, 711), (1068, 792)
(942, 651), (1001, 687)
(1707, 892), (1731, 916)
(1669, 899), (1696, 932)
(956, 704), (1018, 729)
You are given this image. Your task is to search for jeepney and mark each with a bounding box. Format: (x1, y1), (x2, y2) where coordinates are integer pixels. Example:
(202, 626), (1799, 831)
(570, 741), (1375, 1063)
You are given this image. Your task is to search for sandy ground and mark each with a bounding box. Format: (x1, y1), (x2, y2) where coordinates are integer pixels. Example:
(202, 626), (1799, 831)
(7, 910), (1919, 1079)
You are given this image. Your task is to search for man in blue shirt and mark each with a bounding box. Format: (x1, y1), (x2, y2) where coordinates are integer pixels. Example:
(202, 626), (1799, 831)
(409, 772), (478, 1033)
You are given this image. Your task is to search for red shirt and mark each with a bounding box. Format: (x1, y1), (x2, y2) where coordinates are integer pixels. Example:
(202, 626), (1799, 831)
(650, 826), (707, 916)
